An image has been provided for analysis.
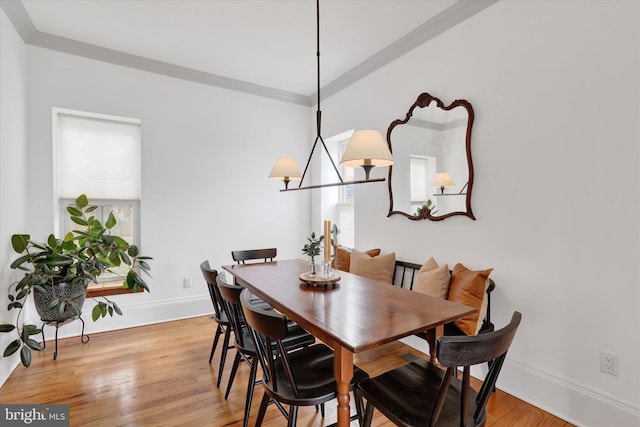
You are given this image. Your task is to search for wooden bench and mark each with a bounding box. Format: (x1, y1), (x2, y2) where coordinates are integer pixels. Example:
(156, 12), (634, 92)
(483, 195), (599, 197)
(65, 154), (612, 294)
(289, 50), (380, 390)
(392, 260), (496, 336)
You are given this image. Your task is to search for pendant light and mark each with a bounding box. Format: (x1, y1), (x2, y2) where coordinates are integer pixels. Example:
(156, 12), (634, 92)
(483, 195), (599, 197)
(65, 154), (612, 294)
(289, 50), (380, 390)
(269, 0), (393, 192)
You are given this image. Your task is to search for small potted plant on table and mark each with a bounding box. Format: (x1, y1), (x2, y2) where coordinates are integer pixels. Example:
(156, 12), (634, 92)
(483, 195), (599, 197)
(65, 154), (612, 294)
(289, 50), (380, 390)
(301, 232), (324, 276)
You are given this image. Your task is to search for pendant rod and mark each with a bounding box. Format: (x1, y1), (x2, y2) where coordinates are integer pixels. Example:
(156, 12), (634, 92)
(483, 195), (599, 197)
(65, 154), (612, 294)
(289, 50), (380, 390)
(316, 0), (321, 119)
(297, 0), (344, 188)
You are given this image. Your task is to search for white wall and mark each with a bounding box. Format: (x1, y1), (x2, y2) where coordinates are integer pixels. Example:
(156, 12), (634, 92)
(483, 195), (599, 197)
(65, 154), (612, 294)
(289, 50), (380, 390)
(4, 2), (640, 424)
(0, 8), (29, 385)
(322, 1), (640, 426)
(16, 45), (311, 352)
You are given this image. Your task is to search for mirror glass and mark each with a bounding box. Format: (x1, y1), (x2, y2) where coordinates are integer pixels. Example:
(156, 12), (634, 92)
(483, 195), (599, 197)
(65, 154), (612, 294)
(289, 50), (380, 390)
(387, 93), (475, 221)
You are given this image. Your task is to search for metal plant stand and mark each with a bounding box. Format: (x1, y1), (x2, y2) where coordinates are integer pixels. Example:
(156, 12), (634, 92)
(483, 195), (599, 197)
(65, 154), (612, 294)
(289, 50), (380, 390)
(41, 315), (90, 360)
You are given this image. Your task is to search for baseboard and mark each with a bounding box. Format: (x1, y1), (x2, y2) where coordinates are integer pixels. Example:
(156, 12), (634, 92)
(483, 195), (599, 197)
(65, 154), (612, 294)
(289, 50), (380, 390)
(0, 358), (20, 388)
(499, 358), (640, 427)
(399, 336), (640, 427)
(38, 294), (212, 340)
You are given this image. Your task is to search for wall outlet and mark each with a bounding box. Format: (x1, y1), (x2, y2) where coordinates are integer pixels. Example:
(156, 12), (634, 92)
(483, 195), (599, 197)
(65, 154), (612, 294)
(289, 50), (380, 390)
(183, 277), (192, 289)
(599, 350), (619, 376)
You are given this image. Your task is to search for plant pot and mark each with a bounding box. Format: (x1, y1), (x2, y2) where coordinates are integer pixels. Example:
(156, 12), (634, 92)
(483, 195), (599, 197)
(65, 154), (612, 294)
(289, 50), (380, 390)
(34, 281), (87, 322)
(309, 261), (317, 276)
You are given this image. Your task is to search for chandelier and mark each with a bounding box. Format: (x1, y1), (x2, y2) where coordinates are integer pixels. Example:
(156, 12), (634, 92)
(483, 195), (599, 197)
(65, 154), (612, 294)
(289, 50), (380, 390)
(268, 0), (393, 192)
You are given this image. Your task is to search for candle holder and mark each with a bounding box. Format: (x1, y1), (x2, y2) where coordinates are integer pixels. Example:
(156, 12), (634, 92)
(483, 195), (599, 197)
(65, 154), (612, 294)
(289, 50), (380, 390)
(321, 260), (333, 278)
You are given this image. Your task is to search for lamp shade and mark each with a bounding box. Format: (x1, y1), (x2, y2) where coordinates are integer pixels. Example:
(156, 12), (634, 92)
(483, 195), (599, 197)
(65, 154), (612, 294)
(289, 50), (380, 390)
(432, 172), (455, 187)
(268, 157), (302, 181)
(340, 130), (394, 168)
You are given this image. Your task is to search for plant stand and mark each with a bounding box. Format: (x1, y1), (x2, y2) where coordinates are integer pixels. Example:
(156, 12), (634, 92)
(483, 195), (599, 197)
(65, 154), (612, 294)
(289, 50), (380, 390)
(41, 315), (90, 360)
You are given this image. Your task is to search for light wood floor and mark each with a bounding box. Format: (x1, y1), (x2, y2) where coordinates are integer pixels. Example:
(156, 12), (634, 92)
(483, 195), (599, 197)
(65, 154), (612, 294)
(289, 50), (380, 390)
(0, 316), (572, 426)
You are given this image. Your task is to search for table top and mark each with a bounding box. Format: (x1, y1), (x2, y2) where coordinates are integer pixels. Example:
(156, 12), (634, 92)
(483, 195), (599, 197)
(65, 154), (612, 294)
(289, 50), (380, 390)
(223, 259), (475, 353)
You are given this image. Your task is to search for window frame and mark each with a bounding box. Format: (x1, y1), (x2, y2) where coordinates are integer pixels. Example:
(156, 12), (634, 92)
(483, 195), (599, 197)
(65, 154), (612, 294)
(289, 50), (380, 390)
(53, 107), (143, 295)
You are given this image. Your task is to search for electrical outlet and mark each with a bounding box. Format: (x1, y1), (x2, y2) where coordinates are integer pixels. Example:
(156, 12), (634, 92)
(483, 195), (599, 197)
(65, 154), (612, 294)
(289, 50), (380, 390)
(600, 350), (619, 376)
(183, 277), (192, 289)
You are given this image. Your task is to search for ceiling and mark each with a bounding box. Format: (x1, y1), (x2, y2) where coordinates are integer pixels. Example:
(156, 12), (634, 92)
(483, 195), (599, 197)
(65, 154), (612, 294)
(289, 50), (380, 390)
(5, 0), (497, 105)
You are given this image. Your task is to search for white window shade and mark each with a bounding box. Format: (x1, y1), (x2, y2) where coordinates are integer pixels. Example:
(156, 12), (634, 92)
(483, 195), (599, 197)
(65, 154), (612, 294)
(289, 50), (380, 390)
(58, 114), (141, 200)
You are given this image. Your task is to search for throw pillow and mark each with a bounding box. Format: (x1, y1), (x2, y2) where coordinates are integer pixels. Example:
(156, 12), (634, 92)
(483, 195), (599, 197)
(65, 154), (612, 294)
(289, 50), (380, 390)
(349, 249), (396, 285)
(448, 263), (493, 335)
(332, 245), (381, 272)
(412, 257), (450, 299)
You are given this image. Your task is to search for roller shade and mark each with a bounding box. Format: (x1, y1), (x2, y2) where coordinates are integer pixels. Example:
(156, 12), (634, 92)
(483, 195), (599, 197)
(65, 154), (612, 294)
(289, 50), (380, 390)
(58, 114), (141, 200)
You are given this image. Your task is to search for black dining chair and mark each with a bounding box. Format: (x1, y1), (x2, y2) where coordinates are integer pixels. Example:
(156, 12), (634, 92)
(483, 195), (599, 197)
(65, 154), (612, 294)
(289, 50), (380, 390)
(240, 288), (369, 427)
(199, 261), (232, 388)
(216, 277), (315, 427)
(231, 248), (277, 264)
(358, 311), (522, 427)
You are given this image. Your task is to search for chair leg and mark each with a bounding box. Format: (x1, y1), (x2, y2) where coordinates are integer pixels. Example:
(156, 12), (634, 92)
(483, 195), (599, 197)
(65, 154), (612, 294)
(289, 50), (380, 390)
(255, 392), (270, 427)
(287, 405), (298, 427)
(217, 326), (232, 388)
(209, 324), (223, 363)
(225, 352), (241, 400)
(362, 401), (374, 427)
(354, 389), (364, 423)
(243, 358), (259, 427)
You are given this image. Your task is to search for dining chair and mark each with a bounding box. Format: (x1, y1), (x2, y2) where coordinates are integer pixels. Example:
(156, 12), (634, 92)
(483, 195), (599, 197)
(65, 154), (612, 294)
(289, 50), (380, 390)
(358, 311), (522, 427)
(240, 288), (369, 427)
(231, 248), (277, 264)
(199, 260), (232, 388)
(216, 277), (315, 427)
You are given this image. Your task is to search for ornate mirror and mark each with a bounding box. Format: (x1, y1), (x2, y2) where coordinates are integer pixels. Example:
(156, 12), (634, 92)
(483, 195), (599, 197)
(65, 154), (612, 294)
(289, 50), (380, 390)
(387, 93), (475, 221)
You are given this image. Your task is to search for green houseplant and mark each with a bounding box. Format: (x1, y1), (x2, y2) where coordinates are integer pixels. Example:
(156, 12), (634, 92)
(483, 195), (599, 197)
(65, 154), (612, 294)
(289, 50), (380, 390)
(0, 194), (152, 367)
(301, 232), (324, 275)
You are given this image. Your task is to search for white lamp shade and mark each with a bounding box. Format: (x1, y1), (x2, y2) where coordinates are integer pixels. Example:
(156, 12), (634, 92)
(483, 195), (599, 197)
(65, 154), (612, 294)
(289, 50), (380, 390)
(268, 157), (302, 180)
(432, 172), (455, 187)
(340, 130), (394, 168)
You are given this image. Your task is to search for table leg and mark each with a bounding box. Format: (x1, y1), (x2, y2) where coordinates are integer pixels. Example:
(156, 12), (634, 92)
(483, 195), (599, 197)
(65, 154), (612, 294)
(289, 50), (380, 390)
(425, 325), (444, 363)
(333, 345), (354, 427)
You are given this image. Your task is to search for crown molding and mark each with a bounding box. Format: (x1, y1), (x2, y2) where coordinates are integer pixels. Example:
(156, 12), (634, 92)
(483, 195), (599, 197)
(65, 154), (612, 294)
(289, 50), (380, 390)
(2, 0), (498, 107)
(310, 0), (499, 104)
(28, 30), (308, 105)
(0, 0), (36, 43)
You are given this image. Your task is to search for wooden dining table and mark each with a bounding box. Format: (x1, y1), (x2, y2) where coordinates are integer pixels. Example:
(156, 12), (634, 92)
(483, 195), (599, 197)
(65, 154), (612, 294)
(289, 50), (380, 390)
(222, 259), (475, 427)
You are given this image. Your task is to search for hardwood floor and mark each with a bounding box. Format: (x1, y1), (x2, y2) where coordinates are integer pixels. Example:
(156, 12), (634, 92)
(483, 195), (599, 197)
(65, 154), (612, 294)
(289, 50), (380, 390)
(0, 316), (571, 426)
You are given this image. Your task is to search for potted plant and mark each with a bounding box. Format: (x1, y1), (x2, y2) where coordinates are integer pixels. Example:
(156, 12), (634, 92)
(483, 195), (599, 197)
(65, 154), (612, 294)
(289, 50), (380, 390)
(416, 199), (438, 218)
(0, 194), (152, 367)
(301, 232), (324, 275)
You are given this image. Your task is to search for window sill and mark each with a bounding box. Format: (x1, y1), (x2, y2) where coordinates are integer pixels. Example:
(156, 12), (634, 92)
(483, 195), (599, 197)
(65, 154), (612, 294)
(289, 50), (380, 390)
(86, 281), (143, 298)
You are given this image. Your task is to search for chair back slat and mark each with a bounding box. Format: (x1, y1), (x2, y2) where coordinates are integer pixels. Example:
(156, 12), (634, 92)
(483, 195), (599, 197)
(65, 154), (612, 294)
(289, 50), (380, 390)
(240, 289), (300, 397)
(200, 261), (224, 320)
(232, 248), (277, 264)
(436, 311), (521, 426)
(391, 261), (422, 289)
(240, 291), (288, 340)
(437, 311), (521, 368)
(217, 277), (249, 349)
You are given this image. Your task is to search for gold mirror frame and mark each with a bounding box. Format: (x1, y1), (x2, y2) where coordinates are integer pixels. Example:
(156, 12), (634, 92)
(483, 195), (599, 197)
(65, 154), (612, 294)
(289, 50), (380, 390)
(387, 93), (476, 221)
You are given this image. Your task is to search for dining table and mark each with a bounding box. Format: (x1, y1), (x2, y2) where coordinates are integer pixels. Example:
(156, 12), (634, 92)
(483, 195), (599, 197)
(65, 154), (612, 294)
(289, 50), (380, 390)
(222, 259), (475, 427)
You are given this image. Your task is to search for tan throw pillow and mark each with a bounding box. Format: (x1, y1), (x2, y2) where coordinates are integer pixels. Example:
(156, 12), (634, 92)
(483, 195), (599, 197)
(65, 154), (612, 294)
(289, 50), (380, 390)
(332, 245), (381, 272)
(448, 263), (493, 335)
(349, 249), (396, 285)
(412, 257), (450, 299)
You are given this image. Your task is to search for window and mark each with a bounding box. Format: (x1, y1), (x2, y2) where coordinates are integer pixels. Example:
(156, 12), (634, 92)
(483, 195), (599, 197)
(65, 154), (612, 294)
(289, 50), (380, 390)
(322, 131), (355, 248)
(338, 138), (356, 204)
(53, 108), (141, 290)
(410, 155), (436, 214)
